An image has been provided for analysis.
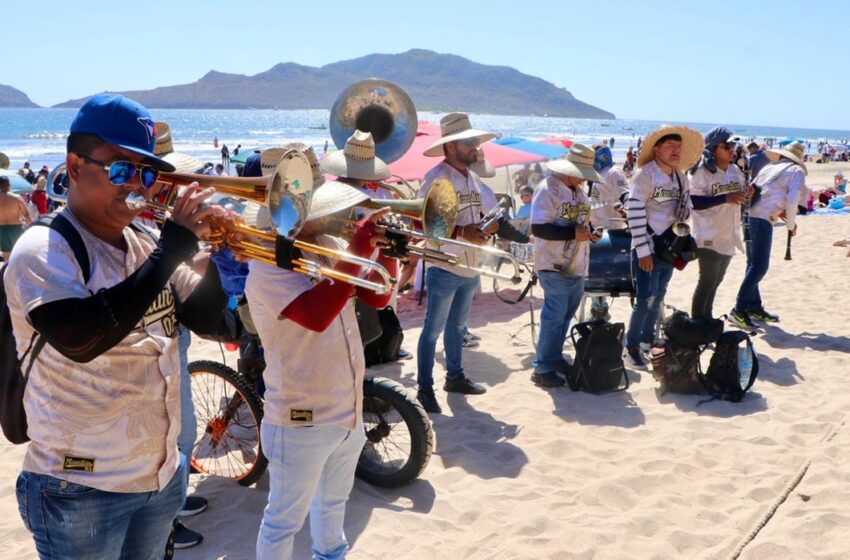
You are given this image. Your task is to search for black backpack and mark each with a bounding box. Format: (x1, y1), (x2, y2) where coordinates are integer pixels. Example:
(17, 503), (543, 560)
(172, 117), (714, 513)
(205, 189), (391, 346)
(0, 213), (90, 444)
(363, 307), (404, 367)
(567, 321), (629, 394)
(663, 310), (724, 349)
(702, 330), (759, 403)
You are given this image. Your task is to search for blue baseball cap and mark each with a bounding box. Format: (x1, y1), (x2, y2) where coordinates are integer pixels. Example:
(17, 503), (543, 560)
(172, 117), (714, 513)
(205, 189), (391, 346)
(70, 94), (175, 172)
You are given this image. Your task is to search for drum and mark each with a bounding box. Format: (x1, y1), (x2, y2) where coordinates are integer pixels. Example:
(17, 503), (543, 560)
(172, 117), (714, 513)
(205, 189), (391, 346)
(585, 229), (634, 297)
(508, 242), (535, 265)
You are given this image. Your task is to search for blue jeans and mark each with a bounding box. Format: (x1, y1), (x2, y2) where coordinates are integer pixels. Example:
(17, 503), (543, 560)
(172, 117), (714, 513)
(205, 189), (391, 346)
(256, 422), (366, 560)
(16, 456), (187, 560)
(736, 217), (773, 313)
(177, 325), (197, 465)
(533, 271), (585, 373)
(416, 266), (480, 389)
(626, 251), (674, 349)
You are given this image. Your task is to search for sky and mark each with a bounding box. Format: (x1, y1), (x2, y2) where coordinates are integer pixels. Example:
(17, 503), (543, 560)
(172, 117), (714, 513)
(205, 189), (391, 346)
(6, 0), (848, 130)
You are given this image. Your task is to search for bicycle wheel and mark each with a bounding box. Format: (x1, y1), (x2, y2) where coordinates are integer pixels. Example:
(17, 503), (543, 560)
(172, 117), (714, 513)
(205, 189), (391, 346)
(357, 377), (434, 488)
(189, 360), (268, 486)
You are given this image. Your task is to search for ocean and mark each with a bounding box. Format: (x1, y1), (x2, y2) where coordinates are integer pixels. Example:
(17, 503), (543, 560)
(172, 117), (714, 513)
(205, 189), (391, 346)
(2, 108), (849, 172)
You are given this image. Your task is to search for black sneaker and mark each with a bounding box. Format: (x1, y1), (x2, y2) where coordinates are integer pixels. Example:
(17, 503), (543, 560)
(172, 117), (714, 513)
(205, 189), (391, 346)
(728, 309), (757, 329)
(173, 521), (203, 550)
(443, 375), (487, 395)
(416, 389), (442, 414)
(624, 347), (647, 370)
(531, 371), (566, 387)
(462, 332), (480, 348)
(395, 348), (414, 361)
(178, 495), (208, 517)
(750, 307), (780, 323)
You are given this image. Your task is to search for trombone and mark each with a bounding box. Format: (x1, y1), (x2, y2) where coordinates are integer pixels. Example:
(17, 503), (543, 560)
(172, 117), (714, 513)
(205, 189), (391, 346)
(349, 179), (524, 283)
(48, 150), (395, 295)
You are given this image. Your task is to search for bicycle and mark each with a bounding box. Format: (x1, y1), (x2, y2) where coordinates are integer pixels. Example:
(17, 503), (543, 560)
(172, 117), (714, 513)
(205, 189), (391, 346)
(189, 333), (434, 488)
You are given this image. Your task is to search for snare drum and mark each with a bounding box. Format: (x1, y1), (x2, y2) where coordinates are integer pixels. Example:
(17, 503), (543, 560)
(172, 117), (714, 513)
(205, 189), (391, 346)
(509, 242), (535, 264)
(585, 229), (634, 297)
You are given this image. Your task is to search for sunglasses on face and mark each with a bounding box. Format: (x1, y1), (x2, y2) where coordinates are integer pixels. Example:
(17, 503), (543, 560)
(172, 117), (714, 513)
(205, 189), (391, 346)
(459, 138), (480, 149)
(720, 142), (736, 150)
(77, 153), (160, 189)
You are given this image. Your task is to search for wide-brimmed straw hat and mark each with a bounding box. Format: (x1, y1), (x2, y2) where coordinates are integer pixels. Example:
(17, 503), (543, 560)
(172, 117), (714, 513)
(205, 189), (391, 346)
(637, 125), (704, 170)
(469, 148), (495, 178)
(0, 152), (9, 170)
(306, 180), (370, 221)
(766, 141), (808, 175)
(320, 130), (390, 181)
(155, 121), (203, 173)
(154, 122), (173, 156)
(544, 143), (605, 183)
(423, 113), (497, 157)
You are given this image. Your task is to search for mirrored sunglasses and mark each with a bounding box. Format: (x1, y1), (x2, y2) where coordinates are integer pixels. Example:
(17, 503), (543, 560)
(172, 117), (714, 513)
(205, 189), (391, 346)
(78, 153), (160, 189)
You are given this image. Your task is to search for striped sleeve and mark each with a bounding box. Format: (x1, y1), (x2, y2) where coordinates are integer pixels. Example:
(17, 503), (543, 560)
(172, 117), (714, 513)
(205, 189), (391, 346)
(627, 170), (652, 259)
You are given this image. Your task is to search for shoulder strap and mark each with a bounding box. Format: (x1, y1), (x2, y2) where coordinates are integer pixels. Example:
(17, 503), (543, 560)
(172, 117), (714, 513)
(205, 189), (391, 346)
(41, 213), (91, 284)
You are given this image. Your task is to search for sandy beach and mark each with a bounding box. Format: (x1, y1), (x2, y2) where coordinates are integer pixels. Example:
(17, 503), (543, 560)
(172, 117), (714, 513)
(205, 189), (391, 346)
(2, 162), (849, 559)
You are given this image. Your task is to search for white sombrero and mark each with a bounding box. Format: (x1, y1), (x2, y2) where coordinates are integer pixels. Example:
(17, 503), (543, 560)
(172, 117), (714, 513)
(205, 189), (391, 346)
(306, 180), (370, 221)
(320, 130), (390, 181)
(766, 141), (808, 175)
(544, 143), (605, 183)
(423, 113), (497, 157)
(637, 124), (704, 171)
(155, 121), (203, 173)
(469, 148), (495, 178)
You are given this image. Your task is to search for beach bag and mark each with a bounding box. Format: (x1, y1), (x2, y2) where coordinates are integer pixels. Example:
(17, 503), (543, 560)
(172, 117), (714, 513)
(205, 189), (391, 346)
(0, 214), (89, 444)
(650, 343), (706, 395)
(363, 306), (404, 367)
(702, 331), (759, 403)
(566, 321), (628, 394)
(662, 310), (723, 349)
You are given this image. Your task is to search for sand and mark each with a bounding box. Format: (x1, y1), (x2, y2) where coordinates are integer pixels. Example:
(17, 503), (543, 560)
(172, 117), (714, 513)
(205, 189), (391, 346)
(2, 162), (849, 559)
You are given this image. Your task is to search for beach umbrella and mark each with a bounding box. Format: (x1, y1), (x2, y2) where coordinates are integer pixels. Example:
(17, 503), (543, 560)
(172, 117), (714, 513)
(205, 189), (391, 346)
(493, 137), (568, 160)
(230, 148), (262, 165)
(540, 135), (574, 149)
(778, 136), (805, 147)
(0, 169), (33, 195)
(388, 122), (545, 182)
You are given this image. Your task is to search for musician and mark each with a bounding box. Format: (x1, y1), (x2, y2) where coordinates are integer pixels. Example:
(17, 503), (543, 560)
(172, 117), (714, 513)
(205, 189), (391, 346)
(415, 113), (498, 414)
(320, 129), (412, 362)
(245, 181), (396, 560)
(6, 94), (229, 558)
(588, 145), (629, 321)
(530, 144), (604, 387)
(625, 125), (703, 368)
(689, 127), (748, 320)
(731, 141), (807, 328)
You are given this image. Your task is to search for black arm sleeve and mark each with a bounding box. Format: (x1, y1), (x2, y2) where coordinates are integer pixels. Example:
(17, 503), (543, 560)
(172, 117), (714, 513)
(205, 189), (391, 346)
(28, 220), (199, 363)
(496, 218), (530, 243)
(177, 260), (232, 338)
(531, 223), (576, 241)
(691, 195), (727, 210)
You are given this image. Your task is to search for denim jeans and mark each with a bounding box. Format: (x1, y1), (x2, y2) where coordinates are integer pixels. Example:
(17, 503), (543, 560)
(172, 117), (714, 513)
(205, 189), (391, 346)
(691, 248), (733, 319)
(416, 266), (480, 389)
(625, 251), (674, 349)
(533, 271), (585, 373)
(177, 325), (197, 465)
(16, 455), (187, 560)
(256, 421), (366, 560)
(735, 217), (773, 313)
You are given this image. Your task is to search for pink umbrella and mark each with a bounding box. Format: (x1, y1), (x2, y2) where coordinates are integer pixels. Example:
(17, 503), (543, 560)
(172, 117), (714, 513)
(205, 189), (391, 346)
(388, 121), (545, 182)
(540, 135), (573, 148)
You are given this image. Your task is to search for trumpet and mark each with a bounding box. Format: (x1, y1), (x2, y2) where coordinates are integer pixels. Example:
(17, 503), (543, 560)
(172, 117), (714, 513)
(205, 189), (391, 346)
(349, 180), (524, 283)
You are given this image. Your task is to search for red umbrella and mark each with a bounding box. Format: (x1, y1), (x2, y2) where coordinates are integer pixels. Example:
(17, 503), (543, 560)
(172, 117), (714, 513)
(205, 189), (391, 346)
(540, 135), (573, 148)
(388, 121), (545, 182)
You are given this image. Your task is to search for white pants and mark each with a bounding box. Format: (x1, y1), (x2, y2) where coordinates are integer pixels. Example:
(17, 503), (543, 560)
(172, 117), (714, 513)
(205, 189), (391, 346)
(256, 421), (366, 560)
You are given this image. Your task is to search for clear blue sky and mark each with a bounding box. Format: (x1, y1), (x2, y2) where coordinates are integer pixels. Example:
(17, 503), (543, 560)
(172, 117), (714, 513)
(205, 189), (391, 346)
(7, 0), (847, 130)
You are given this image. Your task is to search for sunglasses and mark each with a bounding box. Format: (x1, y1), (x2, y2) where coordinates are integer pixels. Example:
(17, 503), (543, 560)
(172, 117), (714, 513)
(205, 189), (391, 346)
(77, 153), (160, 189)
(459, 137), (480, 149)
(720, 142), (737, 150)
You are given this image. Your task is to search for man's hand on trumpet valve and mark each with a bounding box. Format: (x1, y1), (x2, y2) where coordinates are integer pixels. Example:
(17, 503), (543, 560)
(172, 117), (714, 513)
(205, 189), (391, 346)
(168, 183), (225, 241)
(459, 223), (491, 245)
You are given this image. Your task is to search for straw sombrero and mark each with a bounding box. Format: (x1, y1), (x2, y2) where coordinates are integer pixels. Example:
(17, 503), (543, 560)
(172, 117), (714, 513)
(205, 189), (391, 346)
(306, 180), (370, 221)
(162, 151), (203, 173)
(637, 125), (704, 170)
(0, 152), (9, 170)
(320, 130), (390, 181)
(766, 141), (808, 175)
(469, 148), (495, 178)
(423, 113), (497, 157)
(154, 122), (173, 156)
(544, 143), (605, 183)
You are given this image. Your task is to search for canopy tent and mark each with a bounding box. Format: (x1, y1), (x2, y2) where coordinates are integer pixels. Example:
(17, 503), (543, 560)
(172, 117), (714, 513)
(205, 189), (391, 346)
(0, 169), (33, 195)
(493, 137), (568, 159)
(387, 122), (545, 182)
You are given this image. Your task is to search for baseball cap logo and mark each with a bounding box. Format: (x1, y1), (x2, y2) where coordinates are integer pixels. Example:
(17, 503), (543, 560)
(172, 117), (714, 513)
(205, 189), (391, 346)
(137, 117), (156, 143)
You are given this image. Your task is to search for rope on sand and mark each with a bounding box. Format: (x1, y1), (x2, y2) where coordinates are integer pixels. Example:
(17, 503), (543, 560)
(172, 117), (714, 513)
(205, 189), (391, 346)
(725, 417), (847, 560)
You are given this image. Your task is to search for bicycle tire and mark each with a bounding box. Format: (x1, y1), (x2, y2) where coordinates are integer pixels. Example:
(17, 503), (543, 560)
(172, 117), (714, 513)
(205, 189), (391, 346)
(188, 360), (268, 486)
(358, 377), (434, 488)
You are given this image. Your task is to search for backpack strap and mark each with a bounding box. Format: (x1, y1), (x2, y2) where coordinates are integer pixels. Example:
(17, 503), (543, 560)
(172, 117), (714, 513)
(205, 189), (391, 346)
(37, 212), (91, 284)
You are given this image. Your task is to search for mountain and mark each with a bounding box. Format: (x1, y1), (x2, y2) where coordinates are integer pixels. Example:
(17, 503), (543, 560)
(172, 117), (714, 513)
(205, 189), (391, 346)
(53, 49), (614, 118)
(0, 84), (39, 108)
